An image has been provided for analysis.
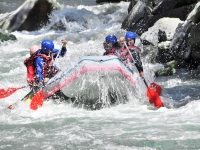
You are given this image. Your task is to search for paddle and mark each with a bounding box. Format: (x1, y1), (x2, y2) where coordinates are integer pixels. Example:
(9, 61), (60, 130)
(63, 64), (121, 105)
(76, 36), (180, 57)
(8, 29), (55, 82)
(30, 47), (62, 110)
(7, 90), (34, 109)
(0, 86), (27, 99)
(123, 42), (163, 108)
(30, 90), (44, 110)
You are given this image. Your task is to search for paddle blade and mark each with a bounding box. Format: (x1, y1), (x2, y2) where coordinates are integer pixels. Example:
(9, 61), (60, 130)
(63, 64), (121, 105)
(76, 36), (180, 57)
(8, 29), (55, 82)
(149, 82), (162, 95)
(147, 88), (163, 108)
(0, 87), (23, 99)
(30, 90), (44, 110)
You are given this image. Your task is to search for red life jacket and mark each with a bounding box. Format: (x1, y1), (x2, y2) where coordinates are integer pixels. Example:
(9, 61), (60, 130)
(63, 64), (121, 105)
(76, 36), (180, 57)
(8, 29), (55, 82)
(120, 44), (138, 63)
(105, 48), (117, 56)
(24, 53), (51, 85)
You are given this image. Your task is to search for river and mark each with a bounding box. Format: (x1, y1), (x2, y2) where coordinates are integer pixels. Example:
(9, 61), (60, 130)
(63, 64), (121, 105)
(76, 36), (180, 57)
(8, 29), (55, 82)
(0, 0), (200, 149)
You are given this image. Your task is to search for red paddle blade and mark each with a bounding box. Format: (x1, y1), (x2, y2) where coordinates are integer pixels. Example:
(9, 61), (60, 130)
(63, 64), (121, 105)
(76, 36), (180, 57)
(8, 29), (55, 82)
(149, 82), (162, 95)
(0, 87), (23, 99)
(30, 90), (44, 110)
(147, 87), (163, 108)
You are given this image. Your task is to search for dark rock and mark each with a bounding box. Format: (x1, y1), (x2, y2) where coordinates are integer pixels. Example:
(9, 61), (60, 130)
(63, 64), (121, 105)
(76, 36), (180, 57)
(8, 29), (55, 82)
(169, 20), (195, 59)
(141, 39), (155, 46)
(121, 1), (152, 36)
(152, 0), (177, 15)
(156, 41), (174, 63)
(122, 0), (195, 36)
(0, 0), (59, 32)
(17, 0), (55, 31)
(128, 0), (138, 13)
(96, 0), (127, 4)
(158, 29), (167, 43)
(0, 32), (17, 42)
(155, 67), (176, 77)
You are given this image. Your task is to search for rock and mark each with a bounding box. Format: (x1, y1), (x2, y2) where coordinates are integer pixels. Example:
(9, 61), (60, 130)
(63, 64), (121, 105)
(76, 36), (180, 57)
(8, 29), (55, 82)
(164, 60), (177, 68)
(96, 0), (127, 3)
(128, 0), (139, 13)
(187, 2), (200, 23)
(121, 1), (152, 35)
(122, 0), (196, 36)
(155, 67), (176, 77)
(158, 29), (167, 43)
(0, 0), (59, 32)
(0, 32), (17, 42)
(141, 17), (183, 49)
(156, 41), (173, 63)
(152, 0), (177, 15)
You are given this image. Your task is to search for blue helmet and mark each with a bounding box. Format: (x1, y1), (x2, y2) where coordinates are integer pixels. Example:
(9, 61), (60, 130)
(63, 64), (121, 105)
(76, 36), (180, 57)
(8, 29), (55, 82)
(41, 39), (54, 53)
(125, 31), (137, 39)
(105, 35), (117, 45)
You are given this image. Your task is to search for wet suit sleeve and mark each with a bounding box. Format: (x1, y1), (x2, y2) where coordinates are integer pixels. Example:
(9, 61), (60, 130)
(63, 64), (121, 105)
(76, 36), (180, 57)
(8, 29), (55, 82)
(52, 47), (67, 58)
(35, 57), (44, 82)
(130, 47), (143, 73)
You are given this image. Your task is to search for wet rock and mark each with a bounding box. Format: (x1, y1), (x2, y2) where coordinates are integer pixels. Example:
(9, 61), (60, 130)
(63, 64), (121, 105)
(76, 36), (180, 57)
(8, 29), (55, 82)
(155, 67), (176, 77)
(128, 0), (138, 13)
(156, 41), (174, 63)
(0, 32), (17, 42)
(158, 29), (167, 43)
(152, 0), (177, 15)
(168, 2), (200, 69)
(96, 0), (130, 4)
(122, 0), (196, 36)
(121, 1), (152, 36)
(0, 0), (59, 32)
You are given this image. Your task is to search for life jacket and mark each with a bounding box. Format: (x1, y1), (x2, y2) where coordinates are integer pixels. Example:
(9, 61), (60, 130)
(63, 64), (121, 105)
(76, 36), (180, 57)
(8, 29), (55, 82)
(120, 44), (139, 63)
(105, 48), (117, 56)
(24, 53), (51, 85)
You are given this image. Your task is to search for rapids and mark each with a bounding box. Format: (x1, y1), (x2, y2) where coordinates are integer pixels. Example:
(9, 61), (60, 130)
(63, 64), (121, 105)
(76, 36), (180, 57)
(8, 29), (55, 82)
(0, 0), (200, 149)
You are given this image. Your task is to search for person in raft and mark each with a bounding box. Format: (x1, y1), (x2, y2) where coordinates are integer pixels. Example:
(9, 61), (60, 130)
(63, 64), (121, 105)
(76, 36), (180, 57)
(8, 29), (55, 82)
(103, 35), (121, 57)
(24, 39), (69, 101)
(119, 31), (144, 77)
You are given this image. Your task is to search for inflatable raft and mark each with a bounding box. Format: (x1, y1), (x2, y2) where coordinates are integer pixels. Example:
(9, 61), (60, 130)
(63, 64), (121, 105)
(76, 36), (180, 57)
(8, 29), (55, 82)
(43, 56), (139, 109)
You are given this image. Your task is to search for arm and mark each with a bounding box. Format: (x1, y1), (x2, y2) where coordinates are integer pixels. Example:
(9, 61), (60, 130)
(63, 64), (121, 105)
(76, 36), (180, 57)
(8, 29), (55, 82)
(52, 39), (67, 58)
(35, 57), (44, 82)
(130, 47), (144, 77)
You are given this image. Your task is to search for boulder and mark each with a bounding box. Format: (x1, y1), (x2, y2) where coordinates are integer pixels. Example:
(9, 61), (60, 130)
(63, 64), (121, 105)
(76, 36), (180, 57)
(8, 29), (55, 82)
(156, 41), (173, 63)
(122, 0), (196, 36)
(0, 0), (59, 32)
(96, 0), (130, 4)
(121, 1), (152, 35)
(169, 2), (200, 69)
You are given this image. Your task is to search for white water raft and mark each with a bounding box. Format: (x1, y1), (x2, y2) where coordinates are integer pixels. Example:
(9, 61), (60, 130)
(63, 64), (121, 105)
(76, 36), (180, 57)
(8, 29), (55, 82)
(43, 56), (139, 109)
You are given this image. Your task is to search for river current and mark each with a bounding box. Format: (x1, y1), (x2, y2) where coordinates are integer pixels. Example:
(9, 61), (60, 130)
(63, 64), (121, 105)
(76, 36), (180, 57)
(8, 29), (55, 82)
(0, 0), (200, 149)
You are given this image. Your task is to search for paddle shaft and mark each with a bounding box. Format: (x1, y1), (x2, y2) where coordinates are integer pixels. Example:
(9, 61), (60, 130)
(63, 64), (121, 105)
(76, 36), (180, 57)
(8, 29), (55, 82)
(21, 90), (33, 101)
